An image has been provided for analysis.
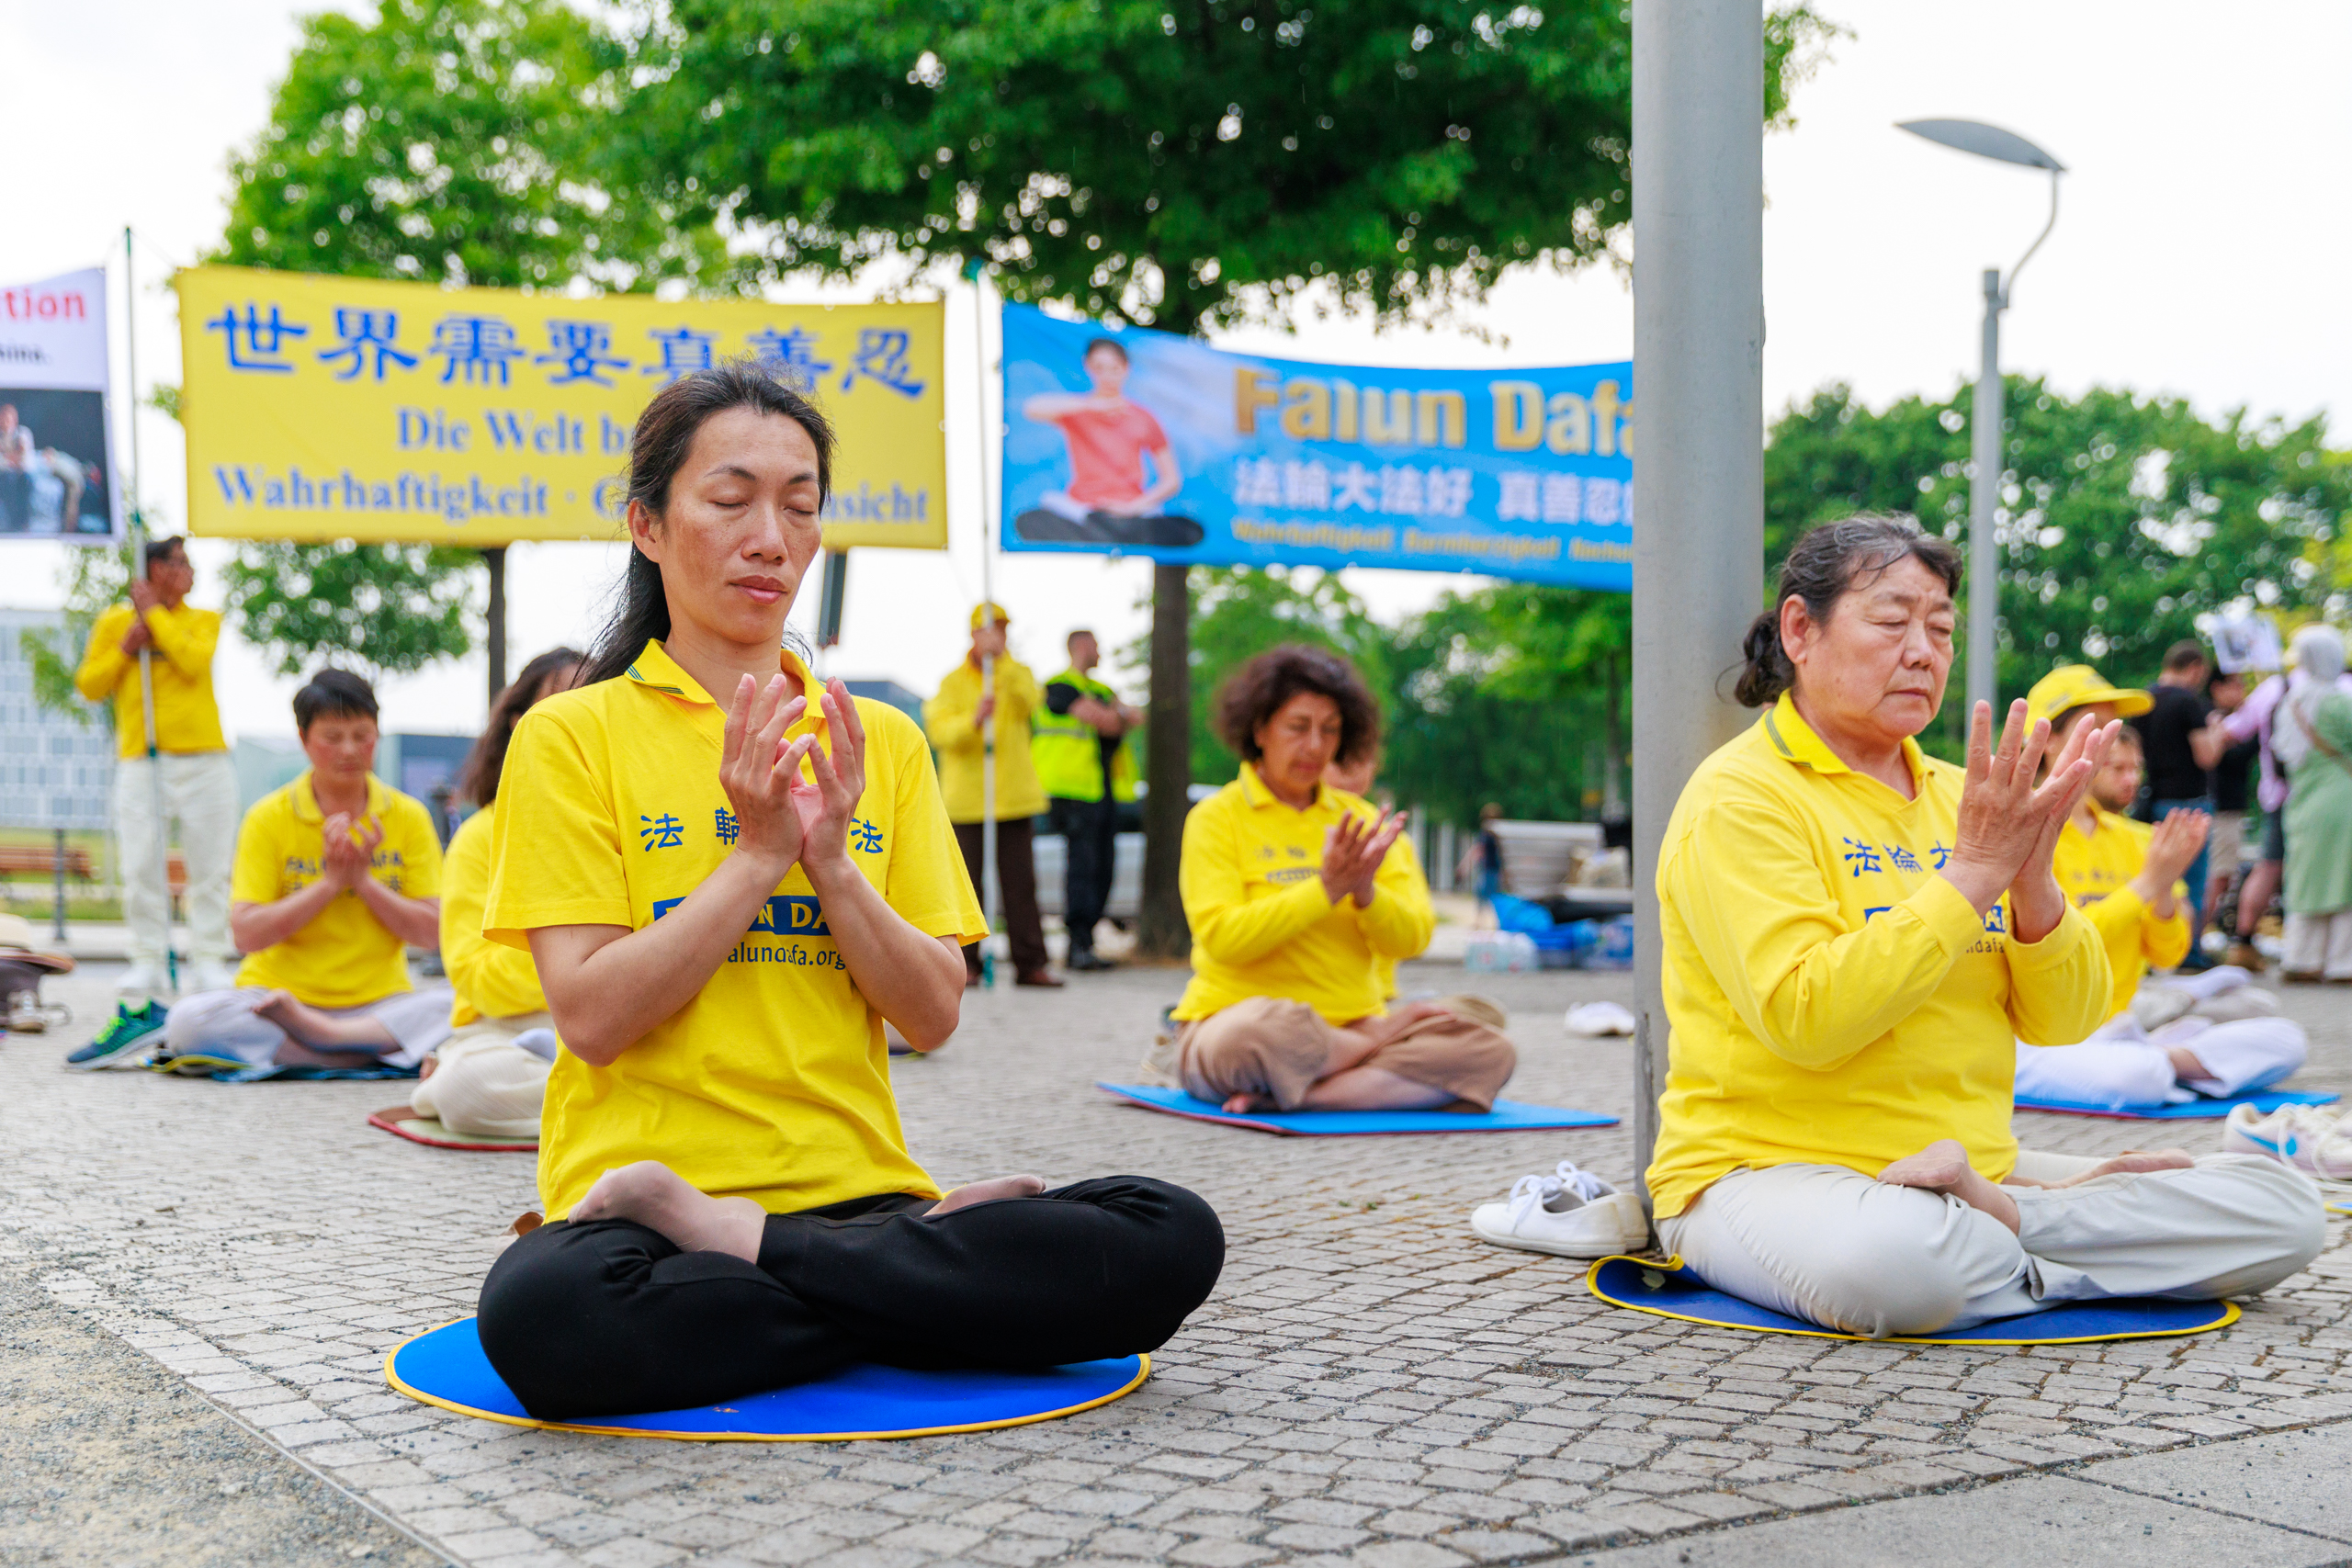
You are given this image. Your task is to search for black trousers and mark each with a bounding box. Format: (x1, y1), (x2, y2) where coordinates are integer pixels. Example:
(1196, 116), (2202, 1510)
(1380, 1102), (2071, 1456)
(477, 1176), (1224, 1419)
(1046, 795), (1117, 955)
(954, 817), (1047, 976)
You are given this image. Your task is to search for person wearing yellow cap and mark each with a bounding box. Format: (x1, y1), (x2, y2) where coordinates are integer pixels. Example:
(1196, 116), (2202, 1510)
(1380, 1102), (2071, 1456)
(923, 602), (1060, 987)
(2010, 666), (2307, 1111)
(1634, 516), (2318, 1339)
(469, 366), (1222, 1420)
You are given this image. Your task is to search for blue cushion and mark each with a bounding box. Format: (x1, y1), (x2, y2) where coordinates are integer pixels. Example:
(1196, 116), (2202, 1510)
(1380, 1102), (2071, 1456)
(1098, 1082), (1617, 1135)
(2015, 1089), (2339, 1122)
(1588, 1257), (2237, 1345)
(387, 1318), (1148, 1440)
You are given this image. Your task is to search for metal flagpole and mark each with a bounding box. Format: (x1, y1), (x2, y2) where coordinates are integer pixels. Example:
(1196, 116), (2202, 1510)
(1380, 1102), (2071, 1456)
(968, 261), (1001, 985)
(1628, 0), (1766, 1212)
(125, 226), (175, 992)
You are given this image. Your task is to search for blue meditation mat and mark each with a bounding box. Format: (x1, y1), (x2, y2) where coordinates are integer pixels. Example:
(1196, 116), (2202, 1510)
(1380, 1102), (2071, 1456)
(386, 1318), (1148, 1441)
(2014, 1088), (2339, 1122)
(1587, 1256), (2239, 1346)
(1097, 1082), (1617, 1136)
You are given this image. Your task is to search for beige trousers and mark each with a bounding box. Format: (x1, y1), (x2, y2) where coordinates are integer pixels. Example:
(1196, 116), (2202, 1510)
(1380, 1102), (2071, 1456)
(411, 1011), (553, 1138)
(1659, 1153), (2324, 1338)
(1176, 995), (1517, 1111)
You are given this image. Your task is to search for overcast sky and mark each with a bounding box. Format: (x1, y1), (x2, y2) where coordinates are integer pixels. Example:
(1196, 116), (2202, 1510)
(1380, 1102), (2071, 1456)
(3, 0), (2346, 739)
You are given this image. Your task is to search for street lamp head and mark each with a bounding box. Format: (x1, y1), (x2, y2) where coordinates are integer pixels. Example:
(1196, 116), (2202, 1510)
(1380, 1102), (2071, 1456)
(1897, 118), (2066, 174)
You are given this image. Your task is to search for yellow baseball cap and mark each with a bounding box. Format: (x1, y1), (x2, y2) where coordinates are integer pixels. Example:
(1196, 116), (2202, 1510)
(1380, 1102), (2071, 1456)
(2023, 664), (2154, 728)
(970, 601), (1011, 630)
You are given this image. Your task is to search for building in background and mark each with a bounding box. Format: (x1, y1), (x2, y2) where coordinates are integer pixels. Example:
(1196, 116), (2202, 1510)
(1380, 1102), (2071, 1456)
(0, 608), (113, 832)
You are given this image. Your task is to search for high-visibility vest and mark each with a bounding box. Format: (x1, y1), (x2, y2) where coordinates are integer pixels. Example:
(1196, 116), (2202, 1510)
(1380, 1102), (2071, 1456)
(1032, 668), (1136, 804)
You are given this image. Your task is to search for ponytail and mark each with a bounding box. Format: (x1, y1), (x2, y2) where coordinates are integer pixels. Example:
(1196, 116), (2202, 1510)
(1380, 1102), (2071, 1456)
(1732, 513), (1963, 709)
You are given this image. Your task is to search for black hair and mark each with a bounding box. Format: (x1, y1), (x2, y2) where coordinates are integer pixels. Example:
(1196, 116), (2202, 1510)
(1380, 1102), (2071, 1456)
(2162, 639), (2208, 672)
(579, 363), (838, 689)
(1215, 643), (1382, 767)
(293, 668), (378, 734)
(1082, 336), (1128, 364)
(458, 647), (584, 808)
(143, 536), (187, 574)
(1736, 514), (1964, 707)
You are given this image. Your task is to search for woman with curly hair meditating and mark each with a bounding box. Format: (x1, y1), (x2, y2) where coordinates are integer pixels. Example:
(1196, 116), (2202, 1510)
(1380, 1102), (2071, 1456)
(1161, 644), (1515, 1115)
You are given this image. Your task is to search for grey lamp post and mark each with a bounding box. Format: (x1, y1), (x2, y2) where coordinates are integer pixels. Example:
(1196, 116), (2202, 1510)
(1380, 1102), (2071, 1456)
(1897, 118), (2065, 714)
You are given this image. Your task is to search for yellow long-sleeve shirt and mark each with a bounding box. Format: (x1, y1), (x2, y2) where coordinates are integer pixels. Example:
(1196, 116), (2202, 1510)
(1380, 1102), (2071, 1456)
(1173, 764), (1435, 1024)
(2052, 806), (2189, 1021)
(441, 801), (548, 1027)
(73, 602), (227, 757)
(1645, 696), (2111, 1218)
(923, 658), (1047, 822)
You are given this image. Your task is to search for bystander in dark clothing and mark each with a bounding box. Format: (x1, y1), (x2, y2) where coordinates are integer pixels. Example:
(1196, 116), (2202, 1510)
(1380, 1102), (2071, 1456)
(2135, 643), (2217, 949)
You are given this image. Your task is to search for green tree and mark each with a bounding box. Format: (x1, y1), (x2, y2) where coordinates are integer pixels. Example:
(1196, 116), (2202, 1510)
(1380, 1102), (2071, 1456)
(617, 0), (1832, 952)
(215, 0), (715, 686)
(1766, 380), (2351, 749)
(18, 545), (132, 728)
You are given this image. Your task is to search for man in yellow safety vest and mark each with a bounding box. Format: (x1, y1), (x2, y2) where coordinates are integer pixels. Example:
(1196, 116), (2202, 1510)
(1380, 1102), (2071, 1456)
(1034, 628), (1141, 971)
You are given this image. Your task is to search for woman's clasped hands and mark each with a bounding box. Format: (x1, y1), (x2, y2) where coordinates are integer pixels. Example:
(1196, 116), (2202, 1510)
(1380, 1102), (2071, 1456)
(718, 671), (869, 879)
(1320, 808), (1407, 908)
(319, 812), (384, 891)
(1941, 699), (2117, 942)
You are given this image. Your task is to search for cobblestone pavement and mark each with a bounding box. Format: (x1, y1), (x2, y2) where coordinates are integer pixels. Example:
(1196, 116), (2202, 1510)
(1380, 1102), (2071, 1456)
(3, 960), (2348, 1568)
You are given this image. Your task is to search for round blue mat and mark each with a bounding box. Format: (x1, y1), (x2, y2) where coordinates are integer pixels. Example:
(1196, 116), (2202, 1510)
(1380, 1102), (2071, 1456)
(1588, 1257), (2238, 1345)
(386, 1318), (1148, 1441)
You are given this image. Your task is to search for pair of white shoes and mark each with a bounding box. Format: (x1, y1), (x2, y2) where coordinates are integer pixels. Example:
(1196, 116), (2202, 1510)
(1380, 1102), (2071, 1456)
(2222, 1100), (2352, 1181)
(117, 961), (237, 1000)
(1470, 1159), (1651, 1258)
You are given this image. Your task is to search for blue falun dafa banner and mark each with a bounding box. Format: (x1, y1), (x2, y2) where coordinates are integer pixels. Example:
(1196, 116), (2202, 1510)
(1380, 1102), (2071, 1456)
(998, 304), (1632, 590)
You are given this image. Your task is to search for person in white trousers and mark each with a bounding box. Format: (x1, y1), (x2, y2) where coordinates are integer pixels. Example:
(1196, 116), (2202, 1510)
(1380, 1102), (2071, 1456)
(74, 536), (239, 998)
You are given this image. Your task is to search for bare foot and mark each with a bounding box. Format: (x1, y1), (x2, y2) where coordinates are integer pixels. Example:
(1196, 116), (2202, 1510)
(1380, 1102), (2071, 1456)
(927, 1174), (1046, 1215)
(2165, 1046), (2211, 1081)
(571, 1160), (765, 1260)
(253, 988), (396, 1052)
(1878, 1137), (2021, 1235)
(2052, 1148), (2196, 1188)
(1221, 1091), (1275, 1113)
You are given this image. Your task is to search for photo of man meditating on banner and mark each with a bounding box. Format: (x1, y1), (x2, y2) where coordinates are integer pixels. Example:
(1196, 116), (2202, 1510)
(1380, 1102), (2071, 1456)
(1012, 335), (1204, 549)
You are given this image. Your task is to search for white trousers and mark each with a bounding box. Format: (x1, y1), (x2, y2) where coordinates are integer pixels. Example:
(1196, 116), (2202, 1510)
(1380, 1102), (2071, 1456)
(114, 751), (239, 968)
(1658, 1156), (2324, 1338)
(164, 986), (454, 1069)
(411, 1012), (553, 1137)
(2283, 910), (2352, 979)
(2016, 1012), (2308, 1110)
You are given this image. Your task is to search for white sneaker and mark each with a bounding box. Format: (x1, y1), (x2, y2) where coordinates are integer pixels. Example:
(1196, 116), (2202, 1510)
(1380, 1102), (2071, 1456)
(186, 960), (239, 994)
(1470, 1161), (1650, 1258)
(115, 963), (172, 1000)
(2222, 1101), (2352, 1179)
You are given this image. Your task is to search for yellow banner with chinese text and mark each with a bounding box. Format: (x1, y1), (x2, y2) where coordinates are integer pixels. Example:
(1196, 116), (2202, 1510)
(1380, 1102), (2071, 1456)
(174, 266), (946, 548)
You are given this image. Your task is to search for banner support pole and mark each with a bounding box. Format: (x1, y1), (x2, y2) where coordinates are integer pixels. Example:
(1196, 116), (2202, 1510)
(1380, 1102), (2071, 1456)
(124, 227), (175, 992)
(968, 261), (1001, 983)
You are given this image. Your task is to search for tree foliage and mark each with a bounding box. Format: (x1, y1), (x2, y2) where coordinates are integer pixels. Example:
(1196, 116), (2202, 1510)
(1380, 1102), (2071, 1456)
(19, 545), (132, 728)
(221, 541), (481, 681)
(1767, 379), (2351, 749)
(616, 0), (1833, 333)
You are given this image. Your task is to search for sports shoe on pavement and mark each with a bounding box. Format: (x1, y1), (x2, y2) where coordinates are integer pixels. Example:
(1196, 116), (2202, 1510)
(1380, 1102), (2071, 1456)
(114, 963), (172, 1000)
(186, 959), (239, 994)
(1471, 1160), (1650, 1259)
(65, 998), (170, 1071)
(2222, 1101), (2352, 1180)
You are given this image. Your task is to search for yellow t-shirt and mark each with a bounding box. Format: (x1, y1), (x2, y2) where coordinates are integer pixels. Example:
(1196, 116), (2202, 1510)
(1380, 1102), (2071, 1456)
(440, 802), (547, 1027)
(231, 772), (444, 1008)
(2052, 807), (2190, 1020)
(923, 658), (1047, 822)
(74, 602), (228, 757)
(1172, 764), (1435, 1025)
(1645, 696), (2110, 1218)
(484, 638), (987, 1222)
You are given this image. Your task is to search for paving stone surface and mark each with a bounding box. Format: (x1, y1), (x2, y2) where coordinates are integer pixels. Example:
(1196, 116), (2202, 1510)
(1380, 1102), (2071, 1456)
(4, 958), (2349, 1567)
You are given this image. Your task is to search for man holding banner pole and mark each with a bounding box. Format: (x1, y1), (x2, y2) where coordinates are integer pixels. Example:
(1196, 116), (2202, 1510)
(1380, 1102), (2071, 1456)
(74, 536), (239, 998)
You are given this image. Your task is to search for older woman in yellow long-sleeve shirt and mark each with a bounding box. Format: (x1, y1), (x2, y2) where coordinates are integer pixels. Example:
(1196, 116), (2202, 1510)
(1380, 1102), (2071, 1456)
(1168, 646), (1513, 1114)
(409, 649), (582, 1138)
(1643, 517), (2319, 1339)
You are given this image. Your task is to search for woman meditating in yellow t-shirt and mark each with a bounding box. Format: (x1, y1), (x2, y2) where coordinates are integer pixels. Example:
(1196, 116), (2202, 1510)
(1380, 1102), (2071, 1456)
(475, 366), (1223, 1419)
(1164, 645), (1514, 1115)
(1645, 515), (2320, 1338)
